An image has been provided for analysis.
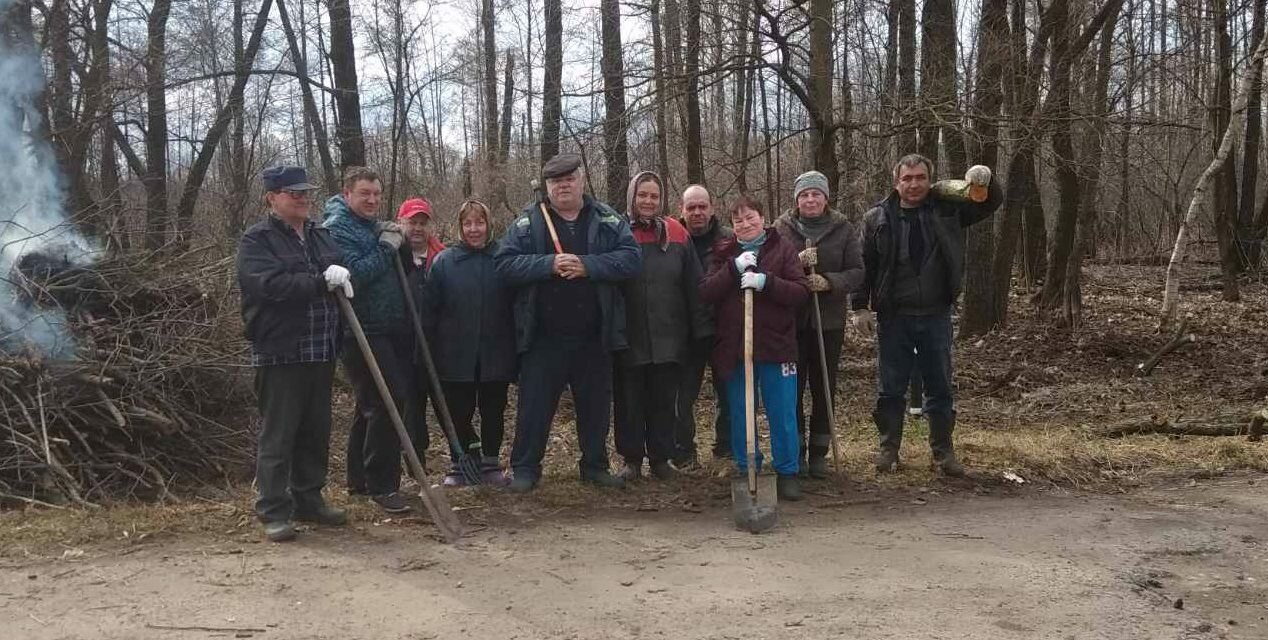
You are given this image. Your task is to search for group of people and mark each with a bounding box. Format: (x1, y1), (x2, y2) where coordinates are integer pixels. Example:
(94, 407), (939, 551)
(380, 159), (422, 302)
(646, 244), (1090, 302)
(236, 151), (1002, 542)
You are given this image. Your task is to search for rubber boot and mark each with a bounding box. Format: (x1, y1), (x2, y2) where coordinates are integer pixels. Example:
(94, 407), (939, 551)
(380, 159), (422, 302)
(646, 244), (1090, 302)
(928, 412), (965, 477)
(776, 474), (803, 501)
(873, 408), (904, 473)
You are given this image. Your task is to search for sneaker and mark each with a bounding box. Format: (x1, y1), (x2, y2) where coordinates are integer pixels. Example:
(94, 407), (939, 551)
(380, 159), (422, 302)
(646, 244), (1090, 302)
(649, 461), (678, 480)
(371, 492), (411, 514)
(481, 467), (510, 488)
(263, 521), (296, 542)
(875, 447), (900, 473)
(580, 470), (626, 489)
(506, 474), (537, 494)
(442, 472), (468, 488)
(294, 504), (348, 526)
(934, 452), (966, 478)
(776, 475), (803, 502)
(807, 455), (829, 479)
(615, 461), (642, 481)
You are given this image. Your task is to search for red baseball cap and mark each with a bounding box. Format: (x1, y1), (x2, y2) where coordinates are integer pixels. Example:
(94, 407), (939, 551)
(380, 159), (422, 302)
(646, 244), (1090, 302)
(397, 198), (432, 220)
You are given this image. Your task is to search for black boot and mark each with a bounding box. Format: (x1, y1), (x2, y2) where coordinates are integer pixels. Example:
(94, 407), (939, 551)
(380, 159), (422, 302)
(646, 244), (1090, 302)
(873, 408), (904, 473)
(777, 474), (803, 501)
(928, 412), (965, 477)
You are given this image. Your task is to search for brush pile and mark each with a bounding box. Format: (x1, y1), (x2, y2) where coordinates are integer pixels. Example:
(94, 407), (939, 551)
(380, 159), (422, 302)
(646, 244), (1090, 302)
(0, 248), (253, 507)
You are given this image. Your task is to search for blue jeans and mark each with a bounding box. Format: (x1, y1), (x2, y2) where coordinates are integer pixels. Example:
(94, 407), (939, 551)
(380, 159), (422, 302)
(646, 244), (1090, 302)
(874, 313), (954, 451)
(725, 362), (800, 475)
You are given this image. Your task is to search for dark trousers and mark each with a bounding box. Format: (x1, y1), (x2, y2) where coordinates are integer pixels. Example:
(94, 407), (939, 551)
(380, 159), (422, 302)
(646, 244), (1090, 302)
(511, 336), (612, 481)
(346, 381), (428, 490)
(874, 313), (955, 451)
(796, 328), (844, 460)
(342, 333), (414, 495)
(614, 362), (680, 465)
(674, 339), (730, 459)
(440, 380), (509, 460)
(254, 361), (335, 523)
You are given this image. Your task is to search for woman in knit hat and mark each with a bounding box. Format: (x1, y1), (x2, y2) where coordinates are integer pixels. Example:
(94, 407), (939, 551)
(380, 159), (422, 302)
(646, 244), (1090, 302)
(773, 171), (864, 479)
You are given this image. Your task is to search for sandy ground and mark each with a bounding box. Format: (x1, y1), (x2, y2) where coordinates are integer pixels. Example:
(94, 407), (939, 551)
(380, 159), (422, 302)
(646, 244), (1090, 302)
(2, 477), (1265, 640)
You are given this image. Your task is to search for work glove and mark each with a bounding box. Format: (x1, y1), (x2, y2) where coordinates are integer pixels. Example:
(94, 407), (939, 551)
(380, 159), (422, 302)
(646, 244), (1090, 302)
(733, 251), (758, 272)
(739, 272), (767, 291)
(379, 228), (404, 250)
(323, 265), (354, 299)
(798, 247), (818, 268)
(376, 220), (403, 235)
(807, 273), (831, 293)
(965, 165), (992, 186)
(850, 310), (876, 339)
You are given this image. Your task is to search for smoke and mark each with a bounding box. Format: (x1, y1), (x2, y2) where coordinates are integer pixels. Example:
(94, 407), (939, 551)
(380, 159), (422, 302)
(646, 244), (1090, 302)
(0, 2), (98, 358)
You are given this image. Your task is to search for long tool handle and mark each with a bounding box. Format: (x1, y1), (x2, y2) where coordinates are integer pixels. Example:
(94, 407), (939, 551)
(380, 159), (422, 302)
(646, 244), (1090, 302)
(743, 287), (756, 496)
(807, 240), (843, 473)
(392, 253), (469, 459)
(335, 292), (462, 543)
(537, 202), (564, 254)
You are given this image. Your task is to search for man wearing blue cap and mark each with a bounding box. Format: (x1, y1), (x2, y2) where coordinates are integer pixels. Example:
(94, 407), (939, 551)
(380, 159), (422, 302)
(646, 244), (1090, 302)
(237, 166), (352, 542)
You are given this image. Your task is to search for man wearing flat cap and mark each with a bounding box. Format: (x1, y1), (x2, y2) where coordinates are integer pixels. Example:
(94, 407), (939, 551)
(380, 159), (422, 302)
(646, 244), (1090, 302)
(494, 153), (641, 493)
(237, 166), (351, 542)
(774, 170), (863, 479)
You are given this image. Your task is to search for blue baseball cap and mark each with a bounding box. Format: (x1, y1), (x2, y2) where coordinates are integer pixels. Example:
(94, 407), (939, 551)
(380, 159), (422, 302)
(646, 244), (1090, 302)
(261, 166), (318, 192)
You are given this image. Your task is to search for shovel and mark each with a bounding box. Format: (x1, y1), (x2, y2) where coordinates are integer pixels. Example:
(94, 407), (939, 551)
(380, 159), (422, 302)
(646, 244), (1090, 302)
(731, 286), (778, 533)
(392, 253), (483, 486)
(335, 291), (464, 543)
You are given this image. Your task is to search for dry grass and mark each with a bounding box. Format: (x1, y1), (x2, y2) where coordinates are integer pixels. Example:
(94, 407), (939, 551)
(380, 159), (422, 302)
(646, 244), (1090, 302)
(2, 264), (1265, 558)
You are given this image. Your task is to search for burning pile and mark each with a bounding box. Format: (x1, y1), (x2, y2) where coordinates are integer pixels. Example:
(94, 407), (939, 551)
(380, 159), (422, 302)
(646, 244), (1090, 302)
(0, 248), (254, 507)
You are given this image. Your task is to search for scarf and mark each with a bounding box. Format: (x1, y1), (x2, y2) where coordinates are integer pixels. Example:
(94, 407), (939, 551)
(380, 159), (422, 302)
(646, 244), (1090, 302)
(792, 211), (833, 244)
(738, 230), (768, 255)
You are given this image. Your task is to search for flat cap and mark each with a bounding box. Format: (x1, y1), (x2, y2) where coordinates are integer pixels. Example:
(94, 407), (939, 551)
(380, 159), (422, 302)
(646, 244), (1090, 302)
(542, 153), (582, 180)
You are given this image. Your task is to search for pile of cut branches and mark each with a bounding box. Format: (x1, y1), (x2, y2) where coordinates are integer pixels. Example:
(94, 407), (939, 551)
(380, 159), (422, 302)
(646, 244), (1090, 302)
(1, 248), (253, 507)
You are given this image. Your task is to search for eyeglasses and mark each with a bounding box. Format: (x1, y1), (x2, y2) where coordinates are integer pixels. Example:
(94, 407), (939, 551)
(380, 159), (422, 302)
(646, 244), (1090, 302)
(280, 189), (314, 200)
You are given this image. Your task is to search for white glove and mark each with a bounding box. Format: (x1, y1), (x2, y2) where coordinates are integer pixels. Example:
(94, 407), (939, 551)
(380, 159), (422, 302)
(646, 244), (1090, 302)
(734, 251), (758, 272)
(376, 220), (402, 234)
(323, 265), (354, 299)
(850, 310), (876, 338)
(739, 272), (766, 291)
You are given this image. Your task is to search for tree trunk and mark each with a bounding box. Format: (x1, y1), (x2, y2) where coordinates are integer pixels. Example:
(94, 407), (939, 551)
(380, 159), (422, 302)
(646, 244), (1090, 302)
(1211, 0), (1241, 300)
(277, 0), (336, 192)
(143, 0), (173, 250)
(1038, 0), (1083, 315)
(684, 0), (703, 186)
(837, 0), (855, 211)
(897, 0), (917, 152)
(541, 0), (562, 164)
(327, 0), (365, 168)
(482, 0), (499, 166)
(227, 0), (250, 238)
(651, 0), (672, 188)
(808, 0), (837, 189)
(499, 50), (515, 166)
(1160, 11), (1268, 331)
(600, 0), (629, 211)
(960, 0), (1009, 337)
(175, 0), (274, 242)
(1244, 0), (1268, 269)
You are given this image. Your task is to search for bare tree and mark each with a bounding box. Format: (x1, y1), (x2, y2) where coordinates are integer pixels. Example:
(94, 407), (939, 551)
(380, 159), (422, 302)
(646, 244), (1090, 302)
(540, 0), (562, 163)
(328, 0), (366, 168)
(600, 0), (630, 210)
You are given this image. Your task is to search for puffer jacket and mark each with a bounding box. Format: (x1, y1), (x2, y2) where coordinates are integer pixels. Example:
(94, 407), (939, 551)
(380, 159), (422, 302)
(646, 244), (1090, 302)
(321, 195), (408, 336)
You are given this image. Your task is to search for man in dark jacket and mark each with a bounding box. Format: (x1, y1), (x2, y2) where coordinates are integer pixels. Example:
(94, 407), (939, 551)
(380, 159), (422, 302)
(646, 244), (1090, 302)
(494, 153), (641, 493)
(850, 154), (1002, 477)
(322, 167), (414, 514)
(237, 166), (350, 542)
(674, 184), (734, 464)
(774, 171), (864, 479)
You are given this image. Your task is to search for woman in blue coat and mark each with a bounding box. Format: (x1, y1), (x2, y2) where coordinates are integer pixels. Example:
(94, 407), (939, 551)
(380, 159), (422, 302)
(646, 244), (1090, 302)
(419, 200), (517, 486)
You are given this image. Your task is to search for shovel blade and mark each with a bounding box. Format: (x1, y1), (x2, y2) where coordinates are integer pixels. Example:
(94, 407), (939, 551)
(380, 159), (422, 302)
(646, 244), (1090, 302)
(416, 482), (464, 543)
(730, 475), (778, 533)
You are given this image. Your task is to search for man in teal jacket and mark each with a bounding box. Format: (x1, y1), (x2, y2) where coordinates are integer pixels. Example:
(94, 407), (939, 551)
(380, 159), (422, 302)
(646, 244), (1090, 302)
(322, 167), (413, 514)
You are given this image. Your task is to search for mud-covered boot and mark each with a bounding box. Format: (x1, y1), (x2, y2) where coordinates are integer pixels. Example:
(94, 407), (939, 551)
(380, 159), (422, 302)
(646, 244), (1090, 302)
(873, 408), (904, 473)
(776, 474), (803, 501)
(874, 447), (900, 473)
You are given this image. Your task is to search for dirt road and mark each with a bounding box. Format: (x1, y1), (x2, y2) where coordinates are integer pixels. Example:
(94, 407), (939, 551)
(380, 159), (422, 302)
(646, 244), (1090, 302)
(2, 478), (1265, 640)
